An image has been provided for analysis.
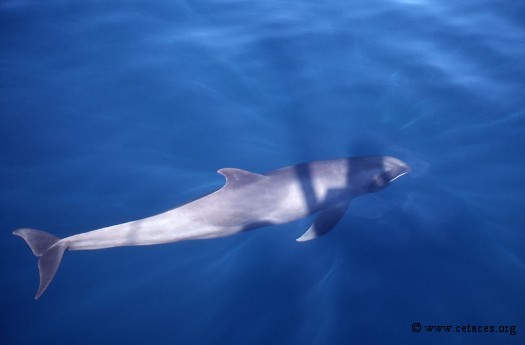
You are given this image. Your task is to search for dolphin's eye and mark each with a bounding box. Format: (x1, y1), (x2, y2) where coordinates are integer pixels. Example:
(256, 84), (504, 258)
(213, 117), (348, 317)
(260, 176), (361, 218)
(370, 173), (388, 191)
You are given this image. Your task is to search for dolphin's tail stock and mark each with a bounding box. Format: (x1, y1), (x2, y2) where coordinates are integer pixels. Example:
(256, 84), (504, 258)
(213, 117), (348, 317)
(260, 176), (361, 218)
(13, 228), (68, 299)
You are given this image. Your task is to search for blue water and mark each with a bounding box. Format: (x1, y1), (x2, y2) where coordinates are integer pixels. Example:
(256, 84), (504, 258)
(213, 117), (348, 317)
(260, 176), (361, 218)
(1, 1), (524, 344)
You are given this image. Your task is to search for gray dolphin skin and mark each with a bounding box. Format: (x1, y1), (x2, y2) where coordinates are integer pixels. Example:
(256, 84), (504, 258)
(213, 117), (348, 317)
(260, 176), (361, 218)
(14, 156), (409, 299)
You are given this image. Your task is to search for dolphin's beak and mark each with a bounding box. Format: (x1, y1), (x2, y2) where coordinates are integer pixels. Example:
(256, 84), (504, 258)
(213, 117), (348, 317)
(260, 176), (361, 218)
(383, 157), (410, 182)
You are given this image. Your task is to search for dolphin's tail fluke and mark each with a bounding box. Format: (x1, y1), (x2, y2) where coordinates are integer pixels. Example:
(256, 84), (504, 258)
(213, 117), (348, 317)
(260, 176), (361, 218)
(13, 228), (68, 299)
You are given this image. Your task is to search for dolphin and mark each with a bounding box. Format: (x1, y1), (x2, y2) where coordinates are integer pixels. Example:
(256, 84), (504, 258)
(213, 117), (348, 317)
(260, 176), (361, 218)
(14, 156), (409, 299)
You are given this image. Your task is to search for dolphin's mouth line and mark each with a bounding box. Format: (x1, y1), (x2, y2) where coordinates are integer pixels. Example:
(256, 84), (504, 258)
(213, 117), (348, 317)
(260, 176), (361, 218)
(385, 160), (411, 182)
(388, 170), (409, 182)
(381, 157), (410, 183)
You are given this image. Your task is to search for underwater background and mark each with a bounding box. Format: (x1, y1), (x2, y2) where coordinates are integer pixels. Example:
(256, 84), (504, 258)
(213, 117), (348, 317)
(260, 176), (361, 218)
(1, 0), (524, 344)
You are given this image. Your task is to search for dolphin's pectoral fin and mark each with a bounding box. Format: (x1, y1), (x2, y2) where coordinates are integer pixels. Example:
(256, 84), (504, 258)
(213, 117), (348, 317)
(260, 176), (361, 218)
(296, 201), (350, 242)
(218, 168), (267, 186)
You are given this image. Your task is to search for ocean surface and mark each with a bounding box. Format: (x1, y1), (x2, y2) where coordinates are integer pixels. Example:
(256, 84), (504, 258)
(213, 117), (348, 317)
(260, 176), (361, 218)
(1, 1), (524, 344)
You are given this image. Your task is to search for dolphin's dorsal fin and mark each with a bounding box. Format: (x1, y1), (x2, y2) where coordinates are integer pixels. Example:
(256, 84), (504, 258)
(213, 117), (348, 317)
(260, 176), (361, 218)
(296, 200), (350, 242)
(218, 168), (267, 186)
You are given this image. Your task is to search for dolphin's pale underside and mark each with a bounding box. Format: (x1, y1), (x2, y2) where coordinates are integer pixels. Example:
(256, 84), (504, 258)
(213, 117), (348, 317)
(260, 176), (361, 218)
(14, 156), (409, 299)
